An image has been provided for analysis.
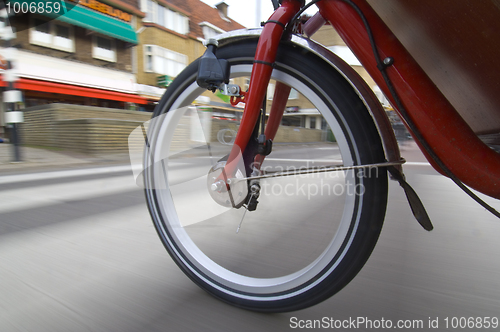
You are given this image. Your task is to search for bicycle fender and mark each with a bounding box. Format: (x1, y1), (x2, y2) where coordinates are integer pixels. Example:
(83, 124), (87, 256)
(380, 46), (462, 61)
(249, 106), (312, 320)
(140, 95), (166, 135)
(216, 28), (403, 174)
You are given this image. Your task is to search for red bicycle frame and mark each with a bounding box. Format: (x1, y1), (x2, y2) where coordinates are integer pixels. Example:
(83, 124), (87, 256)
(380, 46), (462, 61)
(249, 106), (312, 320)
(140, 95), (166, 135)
(224, 0), (500, 200)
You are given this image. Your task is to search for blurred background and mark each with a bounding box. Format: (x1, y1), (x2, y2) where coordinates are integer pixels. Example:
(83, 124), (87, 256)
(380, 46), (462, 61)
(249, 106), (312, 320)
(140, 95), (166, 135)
(0, 0), (403, 161)
(0, 1), (499, 331)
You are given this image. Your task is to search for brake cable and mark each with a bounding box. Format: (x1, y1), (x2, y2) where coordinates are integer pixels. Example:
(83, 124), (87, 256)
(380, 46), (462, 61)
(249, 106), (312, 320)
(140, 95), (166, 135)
(290, 0), (322, 22)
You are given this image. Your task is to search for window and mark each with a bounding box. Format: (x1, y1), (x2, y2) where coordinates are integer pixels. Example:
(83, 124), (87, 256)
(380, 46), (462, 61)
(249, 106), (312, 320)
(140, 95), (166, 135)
(157, 5), (165, 26)
(54, 25), (72, 50)
(151, 0), (158, 22)
(93, 35), (116, 62)
(32, 19), (51, 44)
(144, 45), (187, 77)
(30, 18), (74, 52)
(145, 46), (153, 71)
(145, 0), (153, 22)
(141, 0), (189, 35)
(165, 8), (174, 30)
(310, 117), (316, 129)
(165, 8), (188, 34)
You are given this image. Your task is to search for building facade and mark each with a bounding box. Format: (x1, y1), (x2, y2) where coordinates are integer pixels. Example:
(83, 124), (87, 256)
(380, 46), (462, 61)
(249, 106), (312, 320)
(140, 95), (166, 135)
(1, 0), (146, 108)
(134, 0), (244, 109)
(0, 0), (246, 139)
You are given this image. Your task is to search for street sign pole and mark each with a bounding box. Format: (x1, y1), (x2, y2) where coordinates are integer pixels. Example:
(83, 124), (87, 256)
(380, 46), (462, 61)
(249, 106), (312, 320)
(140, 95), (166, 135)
(1, 3), (22, 162)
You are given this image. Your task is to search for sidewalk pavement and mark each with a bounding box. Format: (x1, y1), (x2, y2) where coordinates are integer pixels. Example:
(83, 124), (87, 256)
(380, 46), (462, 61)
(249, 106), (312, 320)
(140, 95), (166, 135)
(0, 143), (131, 175)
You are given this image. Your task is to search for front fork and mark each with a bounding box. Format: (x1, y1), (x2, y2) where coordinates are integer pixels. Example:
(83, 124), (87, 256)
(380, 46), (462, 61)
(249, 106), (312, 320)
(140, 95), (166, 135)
(222, 0), (302, 182)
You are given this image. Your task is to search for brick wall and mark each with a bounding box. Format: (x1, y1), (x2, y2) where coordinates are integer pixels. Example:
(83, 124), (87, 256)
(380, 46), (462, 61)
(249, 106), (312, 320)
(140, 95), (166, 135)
(56, 118), (146, 154)
(19, 104), (324, 156)
(209, 119), (324, 144)
(20, 104), (151, 154)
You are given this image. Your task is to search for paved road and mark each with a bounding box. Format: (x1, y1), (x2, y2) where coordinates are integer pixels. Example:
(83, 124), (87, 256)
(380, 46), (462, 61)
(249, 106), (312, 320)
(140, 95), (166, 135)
(1, 143), (499, 332)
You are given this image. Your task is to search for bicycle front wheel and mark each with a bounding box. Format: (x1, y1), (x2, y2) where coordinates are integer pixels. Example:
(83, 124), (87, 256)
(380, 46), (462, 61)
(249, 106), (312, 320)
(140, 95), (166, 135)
(144, 40), (388, 312)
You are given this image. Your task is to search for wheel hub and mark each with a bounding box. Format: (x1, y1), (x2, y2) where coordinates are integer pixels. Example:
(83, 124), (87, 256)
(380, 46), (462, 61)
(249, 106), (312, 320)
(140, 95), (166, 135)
(207, 160), (248, 208)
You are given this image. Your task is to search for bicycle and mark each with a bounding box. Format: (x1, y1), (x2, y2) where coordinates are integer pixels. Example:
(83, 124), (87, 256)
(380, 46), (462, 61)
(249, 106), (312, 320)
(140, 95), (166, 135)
(140, 0), (500, 312)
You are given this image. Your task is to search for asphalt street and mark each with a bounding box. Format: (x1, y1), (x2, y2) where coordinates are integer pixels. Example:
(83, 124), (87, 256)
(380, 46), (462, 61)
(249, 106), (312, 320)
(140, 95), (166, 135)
(0, 142), (499, 332)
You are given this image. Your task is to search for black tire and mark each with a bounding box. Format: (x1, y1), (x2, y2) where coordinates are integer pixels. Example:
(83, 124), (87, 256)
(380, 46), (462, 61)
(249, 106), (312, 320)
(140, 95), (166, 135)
(144, 39), (388, 312)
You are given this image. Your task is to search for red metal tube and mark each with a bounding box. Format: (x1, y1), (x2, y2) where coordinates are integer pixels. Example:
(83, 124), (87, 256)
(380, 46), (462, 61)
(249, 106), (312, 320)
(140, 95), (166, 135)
(223, 0), (302, 178)
(264, 82), (291, 142)
(254, 81), (291, 167)
(317, 0), (500, 199)
(303, 11), (327, 38)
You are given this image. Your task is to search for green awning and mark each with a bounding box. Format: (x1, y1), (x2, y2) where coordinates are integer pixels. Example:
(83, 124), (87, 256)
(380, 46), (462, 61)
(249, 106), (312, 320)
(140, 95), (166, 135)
(8, 0), (138, 45)
(9, 0), (138, 44)
(56, 4), (138, 44)
(8, 0), (139, 45)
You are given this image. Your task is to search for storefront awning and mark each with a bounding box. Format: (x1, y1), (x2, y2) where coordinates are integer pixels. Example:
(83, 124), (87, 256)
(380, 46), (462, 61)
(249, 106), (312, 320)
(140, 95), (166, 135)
(2, 78), (148, 104)
(8, 1), (137, 44)
(16, 0), (139, 45)
(56, 4), (138, 44)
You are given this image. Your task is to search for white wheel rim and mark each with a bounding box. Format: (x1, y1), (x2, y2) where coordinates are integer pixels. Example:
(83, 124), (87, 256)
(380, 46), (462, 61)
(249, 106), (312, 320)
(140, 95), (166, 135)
(145, 64), (363, 300)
